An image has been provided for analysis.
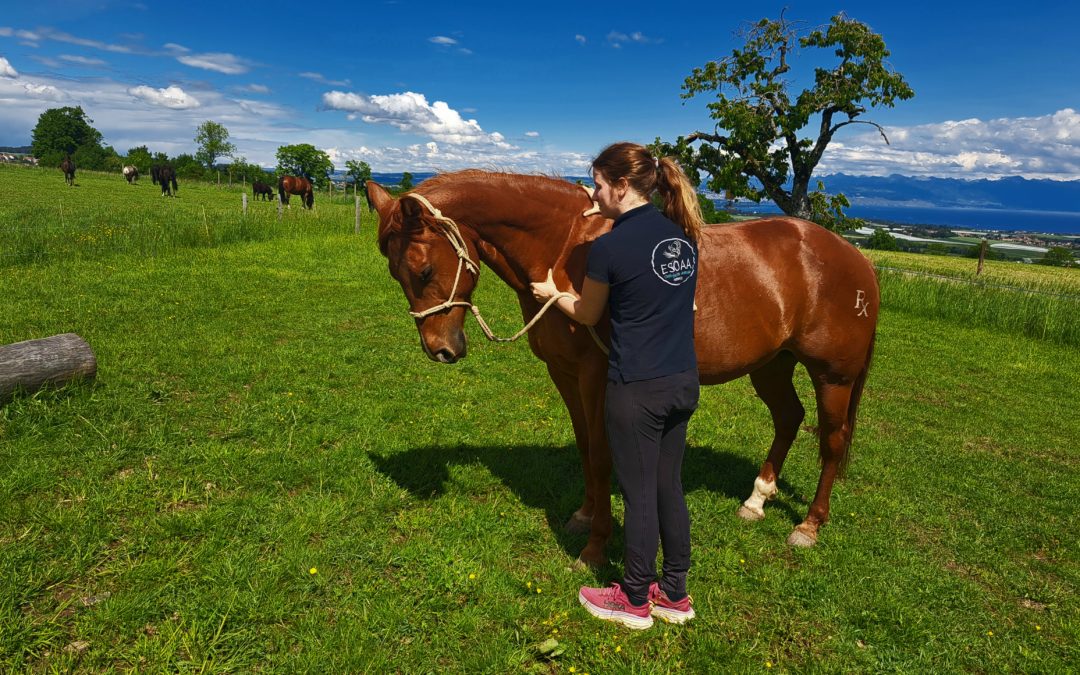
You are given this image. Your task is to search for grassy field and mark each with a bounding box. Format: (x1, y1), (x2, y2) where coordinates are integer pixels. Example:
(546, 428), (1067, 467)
(1, 165), (1077, 672)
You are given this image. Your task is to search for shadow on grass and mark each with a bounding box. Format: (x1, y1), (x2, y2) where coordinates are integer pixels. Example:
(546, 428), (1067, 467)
(368, 442), (804, 563)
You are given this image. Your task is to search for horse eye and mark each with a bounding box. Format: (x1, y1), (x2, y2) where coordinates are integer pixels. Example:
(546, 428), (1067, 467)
(420, 265), (434, 283)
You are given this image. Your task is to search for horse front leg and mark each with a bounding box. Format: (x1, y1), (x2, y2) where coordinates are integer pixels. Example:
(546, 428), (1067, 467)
(546, 366), (594, 536)
(545, 362), (611, 569)
(575, 365), (611, 569)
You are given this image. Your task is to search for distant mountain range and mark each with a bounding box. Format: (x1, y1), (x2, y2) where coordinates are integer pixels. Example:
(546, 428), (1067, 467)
(815, 174), (1080, 213)
(363, 171), (1080, 214)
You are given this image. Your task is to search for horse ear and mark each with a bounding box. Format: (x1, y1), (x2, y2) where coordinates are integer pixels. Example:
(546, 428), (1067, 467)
(367, 181), (393, 219)
(400, 195), (423, 223)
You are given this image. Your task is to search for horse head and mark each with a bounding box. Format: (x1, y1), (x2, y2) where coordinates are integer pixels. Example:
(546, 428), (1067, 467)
(369, 181), (479, 364)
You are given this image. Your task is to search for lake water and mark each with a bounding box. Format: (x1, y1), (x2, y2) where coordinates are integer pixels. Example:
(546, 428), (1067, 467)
(348, 171), (1080, 236)
(723, 202), (1080, 235)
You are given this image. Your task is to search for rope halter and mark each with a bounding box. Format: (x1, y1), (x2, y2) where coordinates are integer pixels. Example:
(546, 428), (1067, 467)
(401, 191), (609, 354)
(403, 193), (480, 319)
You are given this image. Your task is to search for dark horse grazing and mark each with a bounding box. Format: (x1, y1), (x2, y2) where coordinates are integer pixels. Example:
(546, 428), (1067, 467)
(60, 155), (75, 186)
(369, 171), (879, 567)
(151, 165), (178, 197)
(252, 180), (274, 201)
(278, 175), (314, 209)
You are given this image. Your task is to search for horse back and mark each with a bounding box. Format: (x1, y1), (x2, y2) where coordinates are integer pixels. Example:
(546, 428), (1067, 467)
(694, 217), (878, 382)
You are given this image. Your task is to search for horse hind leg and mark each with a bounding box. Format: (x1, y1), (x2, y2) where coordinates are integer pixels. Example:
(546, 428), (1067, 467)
(787, 378), (857, 547)
(738, 351), (803, 522)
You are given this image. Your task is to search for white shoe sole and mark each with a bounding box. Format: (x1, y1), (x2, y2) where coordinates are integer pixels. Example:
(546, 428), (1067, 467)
(651, 606), (696, 624)
(578, 592), (654, 630)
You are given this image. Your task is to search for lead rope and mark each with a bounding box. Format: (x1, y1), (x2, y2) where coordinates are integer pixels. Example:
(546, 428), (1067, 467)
(404, 192), (609, 355)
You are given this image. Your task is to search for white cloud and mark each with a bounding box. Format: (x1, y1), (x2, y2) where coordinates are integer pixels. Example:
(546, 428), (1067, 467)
(607, 30), (660, 47)
(176, 52), (249, 75)
(46, 29), (131, 53)
(525, 131), (540, 138)
(816, 108), (1080, 180)
(300, 71), (350, 87)
(430, 36), (457, 45)
(322, 90), (514, 149)
(0, 56), (17, 78)
(237, 83), (270, 94)
(59, 54), (107, 67)
(575, 34), (586, 45)
(128, 84), (201, 109)
(22, 82), (64, 100)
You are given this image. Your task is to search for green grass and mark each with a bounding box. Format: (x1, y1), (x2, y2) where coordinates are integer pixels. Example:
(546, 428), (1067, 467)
(1, 165), (1077, 671)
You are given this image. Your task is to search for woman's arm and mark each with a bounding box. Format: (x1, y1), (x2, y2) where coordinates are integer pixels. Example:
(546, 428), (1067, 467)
(530, 269), (609, 326)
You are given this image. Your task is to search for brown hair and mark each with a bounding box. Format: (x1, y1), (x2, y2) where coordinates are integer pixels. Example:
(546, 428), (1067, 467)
(591, 141), (704, 242)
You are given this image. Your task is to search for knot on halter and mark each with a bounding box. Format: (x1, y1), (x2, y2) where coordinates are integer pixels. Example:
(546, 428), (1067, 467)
(404, 193), (479, 319)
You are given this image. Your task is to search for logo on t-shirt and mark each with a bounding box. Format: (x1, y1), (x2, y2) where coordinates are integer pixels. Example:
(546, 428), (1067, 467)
(651, 237), (696, 285)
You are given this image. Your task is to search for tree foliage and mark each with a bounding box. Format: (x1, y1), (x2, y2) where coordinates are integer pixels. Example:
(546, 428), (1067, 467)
(400, 171), (414, 191)
(866, 227), (898, 250)
(125, 145), (153, 173)
(31, 106), (106, 168)
(276, 144), (334, 189)
(1039, 246), (1077, 267)
(194, 120), (236, 169)
(654, 12), (913, 232)
(345, 160), (372, 194)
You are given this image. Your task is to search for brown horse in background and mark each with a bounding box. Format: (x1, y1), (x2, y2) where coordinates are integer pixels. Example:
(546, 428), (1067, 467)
(278, 175), (314, 209)
(60, 155), (75, 186)
(369, 171), (879, 568)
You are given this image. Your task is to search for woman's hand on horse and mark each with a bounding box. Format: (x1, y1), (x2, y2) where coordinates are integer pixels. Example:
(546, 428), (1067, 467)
(530, 269), (559, 302)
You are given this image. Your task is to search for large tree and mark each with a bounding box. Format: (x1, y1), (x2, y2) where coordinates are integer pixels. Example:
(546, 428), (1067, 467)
(31, 106), (105, 168)
(276, 144), (333, 189)
(194, 120), (236, 169)
(655, 13), (913, 231)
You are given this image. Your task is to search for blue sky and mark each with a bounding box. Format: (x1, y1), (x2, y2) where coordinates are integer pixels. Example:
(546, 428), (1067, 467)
(1, 0), (1078, 179)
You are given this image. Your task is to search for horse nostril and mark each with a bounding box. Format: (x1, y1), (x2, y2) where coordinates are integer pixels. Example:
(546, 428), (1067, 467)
(434, 348), (458, 363)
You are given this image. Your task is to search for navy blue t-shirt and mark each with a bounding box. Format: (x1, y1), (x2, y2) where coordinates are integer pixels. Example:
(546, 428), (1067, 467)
(586, 203), (698, 383)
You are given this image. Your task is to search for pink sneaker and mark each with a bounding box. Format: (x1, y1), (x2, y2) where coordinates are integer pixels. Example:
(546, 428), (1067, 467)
(578, 583), (653, 630)
(648, 582), (695, 623)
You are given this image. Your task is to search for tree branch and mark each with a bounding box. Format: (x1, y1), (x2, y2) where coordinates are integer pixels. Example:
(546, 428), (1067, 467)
(830, 120), (890, 144)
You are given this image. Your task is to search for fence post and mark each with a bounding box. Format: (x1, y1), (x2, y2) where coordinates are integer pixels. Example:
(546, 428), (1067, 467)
(977, 239), (988, 275)
(355, 196), (361, 234)
(242, 192), (248, 216)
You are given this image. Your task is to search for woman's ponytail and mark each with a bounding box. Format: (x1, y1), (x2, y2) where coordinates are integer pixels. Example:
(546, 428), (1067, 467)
(591, 142), (705, 243)
(655, 156), (704, 243)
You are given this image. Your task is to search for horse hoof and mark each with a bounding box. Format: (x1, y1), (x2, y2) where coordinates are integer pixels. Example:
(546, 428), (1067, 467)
(787, 527), (817, 548)
(575, 552), (606, 569)
(564, 512), (592, 535)
(737, 504), (765, 521)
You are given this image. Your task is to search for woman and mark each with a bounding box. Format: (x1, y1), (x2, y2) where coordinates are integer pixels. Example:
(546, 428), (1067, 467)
(530, 142), (704, 630)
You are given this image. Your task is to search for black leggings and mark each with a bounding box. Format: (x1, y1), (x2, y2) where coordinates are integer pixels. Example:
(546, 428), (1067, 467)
(605, 368), (698, 603)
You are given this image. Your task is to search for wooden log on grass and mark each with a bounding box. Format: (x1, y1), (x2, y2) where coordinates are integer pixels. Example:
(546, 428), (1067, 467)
(0, 333), (97, 404)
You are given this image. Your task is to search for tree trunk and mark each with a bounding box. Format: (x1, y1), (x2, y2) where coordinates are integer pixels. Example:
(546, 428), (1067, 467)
(0, 333), (97, 404)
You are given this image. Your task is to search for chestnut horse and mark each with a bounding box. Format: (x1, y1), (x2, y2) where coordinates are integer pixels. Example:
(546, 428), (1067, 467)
(278, 175), (314, 209)
(369, 171), (878, 567)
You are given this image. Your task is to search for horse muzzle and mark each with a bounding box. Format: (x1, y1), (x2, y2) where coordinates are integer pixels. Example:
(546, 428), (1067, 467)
(419, 331), (467, 364)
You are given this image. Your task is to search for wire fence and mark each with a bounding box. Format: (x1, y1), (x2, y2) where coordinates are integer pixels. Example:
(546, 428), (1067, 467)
(874, 265), (1080, 300)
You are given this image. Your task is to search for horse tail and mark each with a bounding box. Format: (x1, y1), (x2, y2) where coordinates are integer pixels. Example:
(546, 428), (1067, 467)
(171, 173), (178, 193)
(839, 328), (876, 476)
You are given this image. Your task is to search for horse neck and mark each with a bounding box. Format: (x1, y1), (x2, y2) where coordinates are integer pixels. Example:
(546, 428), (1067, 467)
(426, 176), (588, 291)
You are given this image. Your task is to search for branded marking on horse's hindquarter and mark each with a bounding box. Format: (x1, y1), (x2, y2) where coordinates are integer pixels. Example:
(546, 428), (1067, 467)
(855, 289), (870, 317)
